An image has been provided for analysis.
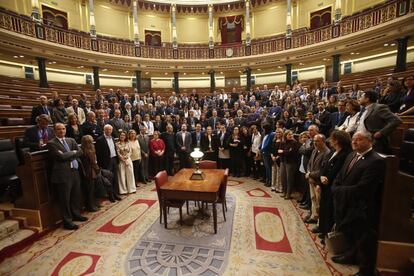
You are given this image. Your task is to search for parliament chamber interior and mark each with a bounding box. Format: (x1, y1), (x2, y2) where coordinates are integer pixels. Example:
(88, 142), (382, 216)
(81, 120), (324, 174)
(0, 0), (413, 275)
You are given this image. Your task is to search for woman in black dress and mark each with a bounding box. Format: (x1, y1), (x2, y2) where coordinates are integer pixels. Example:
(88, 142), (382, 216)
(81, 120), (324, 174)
(318, 130), (352, 243)
(228, 126), (244, 177)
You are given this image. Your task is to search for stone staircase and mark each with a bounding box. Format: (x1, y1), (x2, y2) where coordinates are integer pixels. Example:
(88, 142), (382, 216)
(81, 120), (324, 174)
(0, 209), (38, 258)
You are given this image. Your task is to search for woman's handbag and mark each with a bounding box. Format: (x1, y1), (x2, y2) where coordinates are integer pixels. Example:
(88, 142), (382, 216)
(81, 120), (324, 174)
(325, 224), (346, 255)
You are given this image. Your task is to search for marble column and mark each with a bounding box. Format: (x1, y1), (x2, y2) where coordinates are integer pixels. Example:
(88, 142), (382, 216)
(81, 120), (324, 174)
(209, 70), (215, 93)
(332, 54), (341, 82)
(395, 36), (409, 72)
(245, 67), (252, 92)
(93, 66), (100, 90)
(173, 72), (179, 93)
(285, 63), (292, 86)
(135, 70), (141, 92)
(36, 57), (48, 88)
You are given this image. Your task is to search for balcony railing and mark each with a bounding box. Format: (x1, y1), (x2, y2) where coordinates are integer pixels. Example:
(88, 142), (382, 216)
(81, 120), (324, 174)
(0, 0), (412, 60)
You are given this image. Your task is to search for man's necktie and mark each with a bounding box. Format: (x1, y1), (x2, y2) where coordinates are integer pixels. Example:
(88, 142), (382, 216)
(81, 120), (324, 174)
(346, 154), (359, 174)
(42, 129), (48, 144)
(43, 106), (49, 115)
(62, 139), (79, 169)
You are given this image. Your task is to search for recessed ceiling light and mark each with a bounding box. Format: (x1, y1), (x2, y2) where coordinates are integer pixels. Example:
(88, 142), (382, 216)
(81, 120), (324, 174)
(183, 72), (186, 75)
(257, 68), (261, 71)
(153, 4), (155, 8)
(383, 43), (389, 46)
(201, 72), (205, 75)
(19, 55), (24, 58)
(52, 61), (56, 64)
(299, 62), (304, 65)
(125, 70), (129, 73)
(238, 70), (242, 73)
(220, 71), (223, 74)
(277, 66), (282, 69)
(145, 72), (149, 75)
(350, 52), (355, 55)
(390, 43), (396, 46)
(355, 52), (359, 55)
(164, 72), (168, 75)
(13, 55), (18, 58)
(77, 65), (84, 68)
(102, 68), (108, 71)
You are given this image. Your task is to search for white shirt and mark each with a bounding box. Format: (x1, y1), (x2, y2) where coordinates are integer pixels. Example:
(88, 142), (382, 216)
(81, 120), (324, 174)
(338, 113), (359, 133)
(105, 135), (117, 158)
(144, 120), (154, 135)
(251, 132), (262, 154)
(356, 104), (372, 133)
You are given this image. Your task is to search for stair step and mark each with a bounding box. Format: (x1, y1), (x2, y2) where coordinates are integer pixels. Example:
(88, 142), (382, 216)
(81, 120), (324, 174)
(0, 220), (19, 240)
(0, 229), (36, 252)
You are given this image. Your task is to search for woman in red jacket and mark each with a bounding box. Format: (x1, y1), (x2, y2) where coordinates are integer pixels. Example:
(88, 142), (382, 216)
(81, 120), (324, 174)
(149, 130), (165, 177)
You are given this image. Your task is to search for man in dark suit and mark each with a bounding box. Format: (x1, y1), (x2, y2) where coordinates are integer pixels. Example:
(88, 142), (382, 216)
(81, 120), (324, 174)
(234, 110), (246, 128)
(191, 123), (204, 150)
(95, 124), (122, 202)
(47, 123), (87, 230)
(138, 126), (150, 182)
(161, 124), (176, 176)
(357, 90), (402, 153)
(208, 110), (221, 128)
(176, 124), (192, 169)
(24, 114), (54, 152)
(314, 101), (331, 136)
(108, 109), (126, 138)
(330, 100), (350, 130)
(30, 95), (52, 124)
(304, 134), (331, 226)
(331, 131), (386, 276)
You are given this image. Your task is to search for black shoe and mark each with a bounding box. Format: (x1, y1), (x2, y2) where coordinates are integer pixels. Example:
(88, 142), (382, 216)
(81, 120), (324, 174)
(63, 222), (79, 230)
(87, 207), (99, 212)
(320, 238), (325, 245)
(311, 226), (321, 233)
(303, 214), (311, 222)
(305, 217), (318, 224)
(331, 254), (356, 265)
(73, 215), (88, 222)
(114, 195), (122, 201)
(318, 233), (325, 239)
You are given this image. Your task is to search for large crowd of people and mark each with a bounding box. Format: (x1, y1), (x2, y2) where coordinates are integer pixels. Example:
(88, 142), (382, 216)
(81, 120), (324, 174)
(22, 75), (414, 276)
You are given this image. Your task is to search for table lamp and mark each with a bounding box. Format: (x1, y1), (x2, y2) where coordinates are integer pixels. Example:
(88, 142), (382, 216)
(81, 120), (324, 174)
(190, 148), (205, 180)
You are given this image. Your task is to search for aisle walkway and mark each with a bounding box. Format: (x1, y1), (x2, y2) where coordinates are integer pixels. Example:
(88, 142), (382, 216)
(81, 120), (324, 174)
(1, 177), (357, 275)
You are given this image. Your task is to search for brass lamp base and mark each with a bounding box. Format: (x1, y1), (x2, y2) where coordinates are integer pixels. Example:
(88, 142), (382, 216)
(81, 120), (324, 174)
(190, 170), (205, 180)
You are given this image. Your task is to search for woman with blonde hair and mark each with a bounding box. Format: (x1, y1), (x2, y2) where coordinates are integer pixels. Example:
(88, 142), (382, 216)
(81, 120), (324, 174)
(270, 128), (284, 193)
(80, 135), (100, 211)
(128, 129), (142, 186)
(116, 131), (136, 194)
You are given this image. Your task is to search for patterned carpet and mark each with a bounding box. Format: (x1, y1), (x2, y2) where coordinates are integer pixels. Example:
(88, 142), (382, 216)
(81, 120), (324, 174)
(0, 177), (358, 276)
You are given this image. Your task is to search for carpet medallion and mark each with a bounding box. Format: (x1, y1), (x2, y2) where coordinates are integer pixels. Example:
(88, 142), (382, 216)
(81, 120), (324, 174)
(126, 195), (235, 275)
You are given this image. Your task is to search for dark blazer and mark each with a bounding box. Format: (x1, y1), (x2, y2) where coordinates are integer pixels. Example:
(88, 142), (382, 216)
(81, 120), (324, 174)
(24, 126), (54, 152)
(137, 134), (150, 155)
(95, 135), (118, 169)
(176, 131), (192, 153)
(31, 105), (52, 124)
(363, 103), (402, 153)
(208, 117), (221, 128)
(200, 134), (219, 152)
(65, 124), (83, 144)
(260, 132), (275, 155)
(315, 110), (331, 135)
(307, 146), (331, 181)
(191, 131), (204, 149)
(332, 150), (385, 231)
(47, 137), (83, 183)
(82, 121), (102, 140)
(330, 111), (350, 129)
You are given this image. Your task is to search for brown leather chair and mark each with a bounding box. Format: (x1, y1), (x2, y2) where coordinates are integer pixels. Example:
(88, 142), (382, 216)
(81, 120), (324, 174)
(217, 169), (229, 221)
(199, 160), (217, 169)
(154, 170), (187, 225)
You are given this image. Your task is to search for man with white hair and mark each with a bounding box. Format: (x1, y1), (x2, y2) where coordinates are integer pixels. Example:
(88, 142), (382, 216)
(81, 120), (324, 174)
(331, 131), (385, 276)
(95, 124), (122, 202)
(66, 98), (86, 124)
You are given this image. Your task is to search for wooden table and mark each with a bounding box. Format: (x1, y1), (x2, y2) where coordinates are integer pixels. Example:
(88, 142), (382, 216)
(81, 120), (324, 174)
(160, 168), (225, 234)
